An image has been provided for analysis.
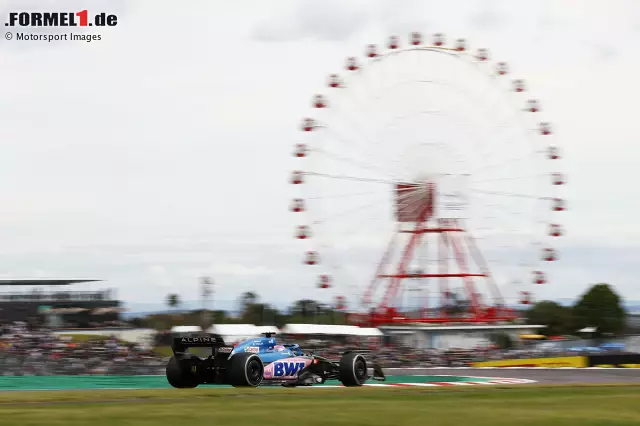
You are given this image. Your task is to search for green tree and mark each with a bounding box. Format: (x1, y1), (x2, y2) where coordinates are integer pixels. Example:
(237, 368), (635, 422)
(525, 300), (573, 336)
(572, 283), (627, 337)
(166, 293), (180, 311)
(487, 332), (514, 349)
(242, 303), (282, 326)
(239, 291), (258, 316)
(289, 299), (319, 319)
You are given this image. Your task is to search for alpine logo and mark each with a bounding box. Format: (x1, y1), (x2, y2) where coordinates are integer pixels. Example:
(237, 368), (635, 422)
(274, 362), (306, 377)
(180, 337), (216, 344)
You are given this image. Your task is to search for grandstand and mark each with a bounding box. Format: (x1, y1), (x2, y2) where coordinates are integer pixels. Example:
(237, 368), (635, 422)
(0, 278), (123, 329)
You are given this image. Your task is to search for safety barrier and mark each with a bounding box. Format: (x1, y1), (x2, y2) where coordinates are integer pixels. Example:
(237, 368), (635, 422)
(472, 356), (587, 368)
(472, 354), (640, 368)
(587, 354), (640, 368)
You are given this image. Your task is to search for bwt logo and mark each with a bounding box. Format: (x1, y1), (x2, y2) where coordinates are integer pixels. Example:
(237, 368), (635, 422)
(273, 362), (305, 377)
(6, 11), (117, 27)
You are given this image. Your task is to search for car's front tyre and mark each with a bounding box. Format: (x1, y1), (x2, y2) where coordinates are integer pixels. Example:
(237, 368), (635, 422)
(338, 352), (368, 387)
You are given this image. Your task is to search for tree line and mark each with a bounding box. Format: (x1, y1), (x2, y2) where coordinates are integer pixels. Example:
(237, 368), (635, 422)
(133, 283), (629, 337)
(131, 291), (348, 331)
(525, 283), (628, 338)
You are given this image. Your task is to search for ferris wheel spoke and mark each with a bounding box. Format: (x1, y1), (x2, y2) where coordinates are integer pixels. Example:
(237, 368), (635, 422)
(472, 173), (546, 184)
(467, 194), (535, 221)
(304, 172), (405, 185)
(470, 189), (551, 200)
(466, 195), (544, 259)
(323, 96), (387, 160)
(312, 147), (402, 182)
(373, 78), (488, 115)
(409, 79), (525, 167)
(368, 109), (445, 148)
(325, 85), (383, 143)
(361, 45), (546, 182)
(468, 200), (540, 230)
(474, 127), (535, 166)
(306, 190), (387, 200)
(344, 64), (388, 144)
(310, 194), (390, 225)
(341, 89), (385, 144)
(376, 78), (526, 149)
(470, 66), (540, 159)
(467, 152), (542, 176)
(317, 125), (405, 179)
(392, 82), (487, 154)
(385, 111), (475, 177)
(369, 108), (478, 166)
(472, 132), (529, 166)
(417, 65), (537, 165)
(347, 76), (512, 173)
(311, 188), (428, 235)
(464, 115), (534, 166)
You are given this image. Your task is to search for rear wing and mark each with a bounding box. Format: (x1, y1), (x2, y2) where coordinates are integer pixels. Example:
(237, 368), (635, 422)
(171, 333), (234, 356)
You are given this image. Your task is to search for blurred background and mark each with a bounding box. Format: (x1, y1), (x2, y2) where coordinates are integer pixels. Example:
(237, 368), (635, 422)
(1, 0), (640, 378)
(0, 280), (638, 376)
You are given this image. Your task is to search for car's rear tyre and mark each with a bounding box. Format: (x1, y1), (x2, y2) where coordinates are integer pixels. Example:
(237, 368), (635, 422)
(228, 352), (264, 387)
(166, 356), (198, 388)
(338, 352), (368, 387)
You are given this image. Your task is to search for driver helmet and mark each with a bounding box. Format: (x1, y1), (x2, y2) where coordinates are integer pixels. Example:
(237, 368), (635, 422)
(273, 345), (287, 352)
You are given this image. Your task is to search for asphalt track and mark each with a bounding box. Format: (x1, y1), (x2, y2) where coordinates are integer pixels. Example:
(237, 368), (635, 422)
(1, 368), (638, 394)
(387, 368), (640, 384)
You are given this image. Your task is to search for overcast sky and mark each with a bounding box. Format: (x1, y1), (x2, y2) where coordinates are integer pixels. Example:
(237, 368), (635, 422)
(0, 0), (639, 313)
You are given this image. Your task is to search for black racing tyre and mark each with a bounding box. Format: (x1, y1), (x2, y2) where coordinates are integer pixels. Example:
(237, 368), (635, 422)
(166, 356), (198, 388)
(338, 352), (368, 387)
(228, 353), (264, 387)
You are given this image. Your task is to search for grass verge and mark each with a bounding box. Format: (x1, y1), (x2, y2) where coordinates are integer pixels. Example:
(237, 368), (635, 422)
(0, 384), (638, 426)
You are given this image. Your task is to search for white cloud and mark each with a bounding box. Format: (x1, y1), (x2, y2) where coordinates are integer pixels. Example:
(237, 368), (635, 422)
(208, 263), (274, 277)
(251, 0), (375, 42)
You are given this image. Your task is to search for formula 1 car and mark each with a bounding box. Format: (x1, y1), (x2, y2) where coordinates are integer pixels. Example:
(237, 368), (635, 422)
(166, 332), (385, 388)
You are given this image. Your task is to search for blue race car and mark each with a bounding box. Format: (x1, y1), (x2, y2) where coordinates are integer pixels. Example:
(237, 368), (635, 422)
(166, 332), (385, 388)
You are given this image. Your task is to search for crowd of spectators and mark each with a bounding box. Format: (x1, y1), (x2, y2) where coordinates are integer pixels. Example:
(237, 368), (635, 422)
(0, 321), (165, 376)
(1, 321), (635, 376)
(283, 337), (496, 367)
(284, 337), (631, 367)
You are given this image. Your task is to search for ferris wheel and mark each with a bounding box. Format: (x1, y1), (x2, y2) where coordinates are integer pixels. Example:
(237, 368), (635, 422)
(289, 32), (565, 326)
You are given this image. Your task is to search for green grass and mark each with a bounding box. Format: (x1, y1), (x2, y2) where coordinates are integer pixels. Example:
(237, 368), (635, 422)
(58, 334), (107, 342)
(0, 385), (639, 426)
(58, 334), (177, 358)
(151, 345), (172, 357)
